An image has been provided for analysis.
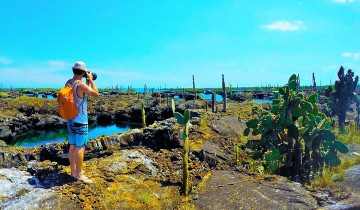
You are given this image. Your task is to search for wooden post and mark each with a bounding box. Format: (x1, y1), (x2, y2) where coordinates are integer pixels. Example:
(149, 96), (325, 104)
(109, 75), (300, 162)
(167, 94), (169, 106)
(222, 74), (227, 112)
(205, 100), (208, 112)
(312, 72), (317, 91)
(144, 84), (147, 104)
(193, 75), (196, 109)
(212, 92), (216, 113)
(127, 86), (130, 100)
(296, 74), (300, 92)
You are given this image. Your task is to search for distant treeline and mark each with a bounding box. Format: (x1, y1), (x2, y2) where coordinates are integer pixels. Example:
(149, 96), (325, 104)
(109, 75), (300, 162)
(1, 85), (340, 93)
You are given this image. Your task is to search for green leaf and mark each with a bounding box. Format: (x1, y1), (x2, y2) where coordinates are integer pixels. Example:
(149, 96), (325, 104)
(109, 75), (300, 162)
(317, 113), (326, 120)
(244, 128), (250, 136)
(183, 109), (191, 122)
(312, 104), (319, 116)
(264, 150), (281, 174)
(252, 129), (260, 136)
(288, 74), (297, 83)
(265, 149), (281, 161)
(317, 118), (327, 129)
(173, 112), (185, 125)
(317, 129), (336, 142)
(334, 140), (349, 153)
(287, 124), (299, 140)
(262, 115), (274, 126)
(293, 107), (305, 118)
(180, 130), (186, 140)
(288, 80), (297, 91)
(279, 88), (285, 95)
(257, 165), (264, 174)
(295, 117), (304, 127)
(297, 93), (304, 99)
(271, 104), (280, 113)
(301, 101), (313, 112)
(323, 141), (333, 149)
(312, 135), (322, 150)
(278, 145), (288, 154)
(266, 161), (278, 174)
(246, 119), (259, 129)
(272, 99), (281, 105)
(326, 154), (341, 167)
(325, 121), (331, 129)
(285, 117), (292, 126)
(308, 94), (317, 104)
(307, 114), (316, 123)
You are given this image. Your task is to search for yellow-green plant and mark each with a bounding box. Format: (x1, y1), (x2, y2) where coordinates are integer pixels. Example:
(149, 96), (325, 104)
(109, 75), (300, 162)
(141, 101), (146, 128)
(171, 99), (191, 195)
(0, 92), (8, 98)
(234, 145), (240, 166)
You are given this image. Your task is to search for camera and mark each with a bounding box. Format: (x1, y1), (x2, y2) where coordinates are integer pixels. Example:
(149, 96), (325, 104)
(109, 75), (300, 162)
(83, 71), (97, 81)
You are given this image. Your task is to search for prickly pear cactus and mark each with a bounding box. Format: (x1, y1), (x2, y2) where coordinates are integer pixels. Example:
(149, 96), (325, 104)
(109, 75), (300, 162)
(244, 74), (349, 182)
(172, 98), (192, 195)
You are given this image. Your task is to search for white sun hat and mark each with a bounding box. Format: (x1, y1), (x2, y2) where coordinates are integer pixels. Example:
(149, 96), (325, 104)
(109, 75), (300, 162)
(72, 61), (87, 71)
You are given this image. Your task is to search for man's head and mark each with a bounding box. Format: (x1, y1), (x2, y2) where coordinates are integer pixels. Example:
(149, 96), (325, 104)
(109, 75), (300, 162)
(72, 61), (86, 76)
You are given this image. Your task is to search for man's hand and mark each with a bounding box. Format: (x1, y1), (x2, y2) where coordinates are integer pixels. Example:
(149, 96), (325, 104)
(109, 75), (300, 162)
(86, 71), (93, 81)
(80, 71), (99, 98)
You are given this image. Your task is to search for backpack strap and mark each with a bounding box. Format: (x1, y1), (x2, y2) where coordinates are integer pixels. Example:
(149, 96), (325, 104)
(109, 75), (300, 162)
(72, 80), (86, 112)
(71, 80), (82, 87)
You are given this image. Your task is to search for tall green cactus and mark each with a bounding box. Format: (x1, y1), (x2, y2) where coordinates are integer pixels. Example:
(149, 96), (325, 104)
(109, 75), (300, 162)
(171, 99), (191, 195)
(141, 101), (146, 128)
(244, 74), (349, 182)
(325, 66), (359, 133)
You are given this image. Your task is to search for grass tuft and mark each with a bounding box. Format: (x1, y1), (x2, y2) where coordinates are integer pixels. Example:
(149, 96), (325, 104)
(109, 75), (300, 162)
(310, 166), (334, 189)
(334, 123), (360, 144)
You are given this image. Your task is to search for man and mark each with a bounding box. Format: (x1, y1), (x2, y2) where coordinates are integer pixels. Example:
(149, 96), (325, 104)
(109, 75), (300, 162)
(66, 61), (99, 184)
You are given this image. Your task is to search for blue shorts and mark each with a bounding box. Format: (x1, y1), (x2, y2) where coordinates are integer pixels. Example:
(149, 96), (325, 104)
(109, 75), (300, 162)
(67, 120), (88, 147)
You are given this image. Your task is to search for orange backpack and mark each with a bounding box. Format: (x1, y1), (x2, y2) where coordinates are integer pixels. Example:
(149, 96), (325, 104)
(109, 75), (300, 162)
(57, 80), (81, 120)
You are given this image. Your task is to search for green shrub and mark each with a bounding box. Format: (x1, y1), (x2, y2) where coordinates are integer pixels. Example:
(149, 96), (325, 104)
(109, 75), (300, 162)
(244, 74), (349, 182)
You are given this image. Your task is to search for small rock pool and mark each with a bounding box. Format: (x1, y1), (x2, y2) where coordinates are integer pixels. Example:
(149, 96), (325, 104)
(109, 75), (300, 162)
(252, 99), (273, 104)
(10, 122), (142, 148)
(199, 93), (223, 101)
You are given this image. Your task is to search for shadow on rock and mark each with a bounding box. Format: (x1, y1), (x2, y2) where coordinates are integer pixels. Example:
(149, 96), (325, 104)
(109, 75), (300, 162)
(27, 172), (76, 189)
(26, 160), (76, 189)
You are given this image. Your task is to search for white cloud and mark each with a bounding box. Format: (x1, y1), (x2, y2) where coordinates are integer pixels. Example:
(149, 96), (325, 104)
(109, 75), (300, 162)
(341, 52), (360, 60)
(262, 20), (304, 31)
(0, 57), (12, 65)
(0, 59), (72, 88)
(46, 60), (71, 72)
(333, 0), (356, 3)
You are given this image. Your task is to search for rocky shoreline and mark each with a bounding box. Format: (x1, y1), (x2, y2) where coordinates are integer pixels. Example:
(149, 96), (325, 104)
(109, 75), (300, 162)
(0, 97), (359, 209)
(0, 95), (204, 144)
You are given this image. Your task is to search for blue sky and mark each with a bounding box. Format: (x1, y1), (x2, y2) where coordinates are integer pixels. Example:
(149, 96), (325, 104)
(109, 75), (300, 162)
(0, 0), (359, 89)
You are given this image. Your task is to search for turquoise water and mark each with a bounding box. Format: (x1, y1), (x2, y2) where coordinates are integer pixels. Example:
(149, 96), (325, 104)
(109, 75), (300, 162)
(23, 93), (55, 99)
(11, 122), (142, 148)
(252, 99), (273, 104)
(38, 94), (55, 99)
(173, 95), (184, 100)
(199, 93), (223, 101)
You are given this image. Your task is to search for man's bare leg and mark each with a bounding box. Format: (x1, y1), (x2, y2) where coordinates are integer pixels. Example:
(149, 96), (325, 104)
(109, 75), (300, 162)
(74, 146), (85, 179)
(68, 145), (77, 177)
